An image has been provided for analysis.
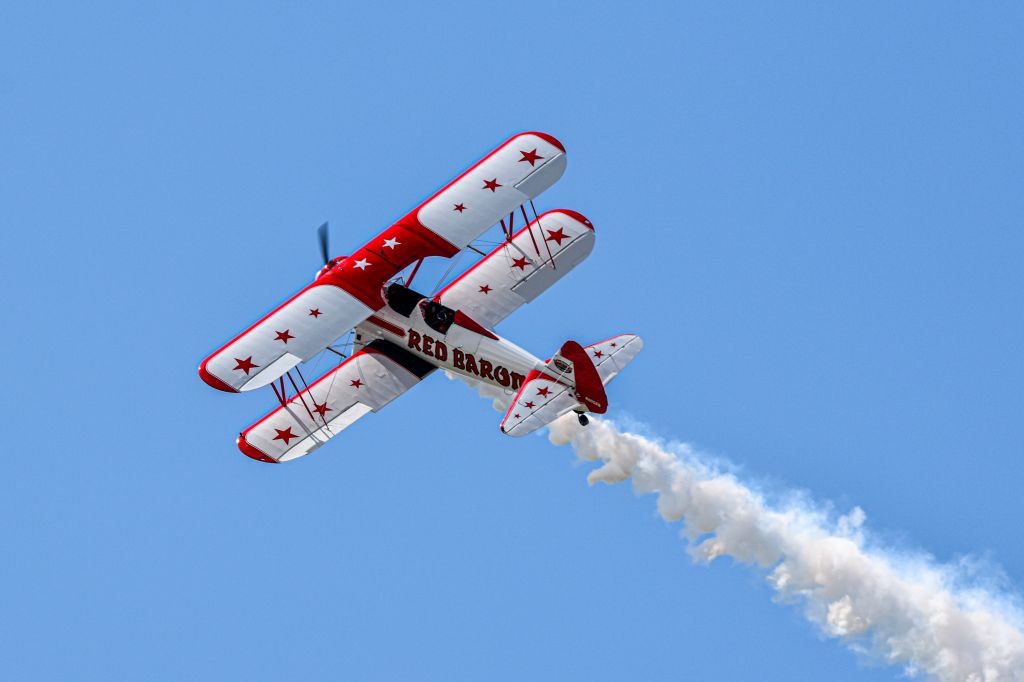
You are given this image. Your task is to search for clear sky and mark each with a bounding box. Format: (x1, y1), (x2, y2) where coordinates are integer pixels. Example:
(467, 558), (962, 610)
(2, 2), (1022, 680)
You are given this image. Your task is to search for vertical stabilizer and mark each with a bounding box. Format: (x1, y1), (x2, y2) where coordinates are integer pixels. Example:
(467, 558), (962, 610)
(499, 334), (642, 437)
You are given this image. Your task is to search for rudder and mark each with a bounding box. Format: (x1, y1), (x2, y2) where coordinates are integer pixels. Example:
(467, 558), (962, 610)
(499, 334), (642, 437)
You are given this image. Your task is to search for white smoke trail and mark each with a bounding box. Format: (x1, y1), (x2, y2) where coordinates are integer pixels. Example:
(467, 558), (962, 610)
(446, 371), (1024, 678)
(543, 414), (1024, 681)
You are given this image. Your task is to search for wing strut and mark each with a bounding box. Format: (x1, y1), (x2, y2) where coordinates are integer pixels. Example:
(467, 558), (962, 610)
(531, 199), (557, 270)
(498, 208), (535, 263)
(286, 371), (327, 430)
(430, 250), (464, 296)
(271, 376), (288, 406)
(499, 213), (513, 241)
(270, 369), (332, 435)
(294, 366), (315, 400)
(406, 257), (424, 287)
(267, 371), (326, 442)
(295, 365), (333, 433)
(520, 205), (541, 257)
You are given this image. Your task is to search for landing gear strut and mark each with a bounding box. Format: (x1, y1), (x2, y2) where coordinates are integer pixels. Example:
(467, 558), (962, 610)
(577, 413), (589, 426)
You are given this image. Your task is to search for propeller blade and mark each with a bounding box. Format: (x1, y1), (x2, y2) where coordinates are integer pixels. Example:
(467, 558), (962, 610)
(317, 222), (330, 265)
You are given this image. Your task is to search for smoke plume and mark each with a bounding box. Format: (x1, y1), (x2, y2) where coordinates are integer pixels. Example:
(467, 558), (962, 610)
(446, 371), (1024, 678)
(544, 415), (1024, 681)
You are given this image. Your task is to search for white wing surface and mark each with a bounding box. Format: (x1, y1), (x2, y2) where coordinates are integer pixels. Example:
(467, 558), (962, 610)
(586, 334), (644, 385)
(412, 132), (567, 250)
(436, 209), (595, 329)
(237, 342), (433, 462)
(200, 285), (373, 393)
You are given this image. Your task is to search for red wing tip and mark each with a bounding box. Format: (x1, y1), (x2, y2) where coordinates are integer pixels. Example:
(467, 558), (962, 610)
(198, 361), (238, 393)
(515, 131), (566, 153)
(237, 434), (278, 463)
(547, 208), (594, 230)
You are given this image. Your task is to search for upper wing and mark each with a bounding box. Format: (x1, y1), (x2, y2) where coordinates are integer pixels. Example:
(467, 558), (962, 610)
(200, 132), (568, 393)
(407, 132), (567, 251)
(237, 340), (434, 463)
(435, 209), (595, 329)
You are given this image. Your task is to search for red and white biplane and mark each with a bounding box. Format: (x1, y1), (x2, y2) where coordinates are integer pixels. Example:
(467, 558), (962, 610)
(199, 132), (643, 463)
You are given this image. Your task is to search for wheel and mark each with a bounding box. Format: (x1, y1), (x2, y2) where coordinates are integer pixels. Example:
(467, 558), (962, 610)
(577, 413), (589, 426)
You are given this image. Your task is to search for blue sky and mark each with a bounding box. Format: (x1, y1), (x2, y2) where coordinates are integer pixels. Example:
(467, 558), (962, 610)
(2, 2), (1022, 679)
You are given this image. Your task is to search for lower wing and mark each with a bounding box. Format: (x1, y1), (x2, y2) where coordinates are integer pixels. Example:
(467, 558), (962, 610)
(237, 340), (434, 463)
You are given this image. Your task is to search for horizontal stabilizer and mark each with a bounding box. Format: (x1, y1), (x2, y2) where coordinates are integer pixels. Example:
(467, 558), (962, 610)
(585, 334), (644, 386)
(500, 334), (643, 437)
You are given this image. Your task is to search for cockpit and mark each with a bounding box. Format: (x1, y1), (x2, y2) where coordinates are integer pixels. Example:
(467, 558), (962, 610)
(382, 282), (425, 317)
(419, 299), (456, 334)
(382, 282), (457, 334)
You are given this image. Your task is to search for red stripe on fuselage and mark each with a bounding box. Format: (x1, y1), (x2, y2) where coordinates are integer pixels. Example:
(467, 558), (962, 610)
(366, 315), (406, 337)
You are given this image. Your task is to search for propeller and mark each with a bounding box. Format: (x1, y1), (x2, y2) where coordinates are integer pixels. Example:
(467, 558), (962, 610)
(316, 221), (330, 266)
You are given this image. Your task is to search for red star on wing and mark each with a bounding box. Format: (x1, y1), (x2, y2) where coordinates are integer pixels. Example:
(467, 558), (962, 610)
(274, 329), (294, 343)
(233, 356), (259, 375)
(518, 148), (543, 166)
(545, 228), (569, 246)
(482, 178), (502, 192)
(511, 256), (530, 271)
(313, 402), (332, 418)
(309, 308), (322, 318)
(524, 401), (536, 409)
(593, 350), (604, 358)
(273, 427), (297, 444)
(514, 413), (521, 419)
(478, 284), (492, 294)
(453, 203), (466, 213)
(350, 379), (363, 389)
(610, 342), (617, 347)
(536, 387), (551, 397)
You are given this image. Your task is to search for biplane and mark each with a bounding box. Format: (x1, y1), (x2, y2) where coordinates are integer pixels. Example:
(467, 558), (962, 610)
(199, 132), (643, 463)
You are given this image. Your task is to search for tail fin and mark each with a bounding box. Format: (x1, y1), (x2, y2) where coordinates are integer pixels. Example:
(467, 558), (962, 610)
(546, 340), (608, 413)
(500, 334), (643, 437)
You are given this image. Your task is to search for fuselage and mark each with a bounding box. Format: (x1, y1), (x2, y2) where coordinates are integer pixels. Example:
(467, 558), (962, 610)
(353, 285), (543, 393)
